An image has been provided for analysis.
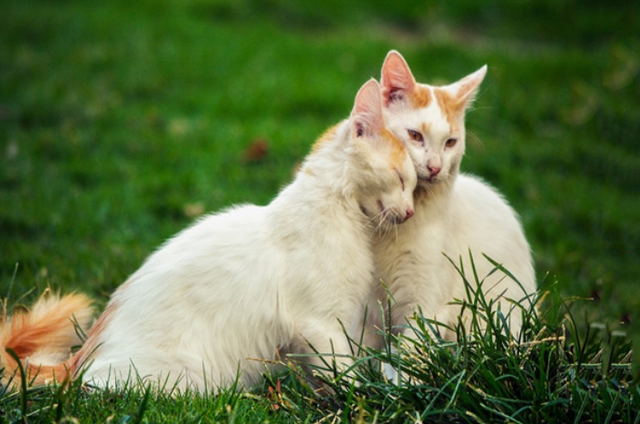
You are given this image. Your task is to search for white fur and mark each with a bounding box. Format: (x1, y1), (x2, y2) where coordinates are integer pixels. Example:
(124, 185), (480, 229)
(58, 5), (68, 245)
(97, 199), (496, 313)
(78, 80), (417, 392)
(368, 52), (536, 349)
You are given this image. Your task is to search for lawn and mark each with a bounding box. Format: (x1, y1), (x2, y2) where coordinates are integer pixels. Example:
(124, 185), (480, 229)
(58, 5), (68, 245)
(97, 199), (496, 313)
(1, 0), (639, 422)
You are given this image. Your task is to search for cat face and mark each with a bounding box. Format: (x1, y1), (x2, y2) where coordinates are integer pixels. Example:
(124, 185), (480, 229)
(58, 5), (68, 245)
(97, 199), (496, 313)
(380, 51), (486, 188)
(348, 79), (417, 228)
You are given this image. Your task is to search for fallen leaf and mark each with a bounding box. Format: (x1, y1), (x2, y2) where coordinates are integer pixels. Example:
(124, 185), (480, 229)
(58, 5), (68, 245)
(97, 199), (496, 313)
(242, 138), (269, 163)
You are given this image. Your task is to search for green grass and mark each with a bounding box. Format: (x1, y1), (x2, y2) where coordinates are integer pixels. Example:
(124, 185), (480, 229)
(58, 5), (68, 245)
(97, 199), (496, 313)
(1, 0), (639, 422)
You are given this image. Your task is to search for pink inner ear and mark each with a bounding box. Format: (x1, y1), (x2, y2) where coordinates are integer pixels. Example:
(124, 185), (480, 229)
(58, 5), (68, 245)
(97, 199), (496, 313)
(453, 65), (487, 108)
(381, 51), (416, 104)
(351, 79), (384, 136)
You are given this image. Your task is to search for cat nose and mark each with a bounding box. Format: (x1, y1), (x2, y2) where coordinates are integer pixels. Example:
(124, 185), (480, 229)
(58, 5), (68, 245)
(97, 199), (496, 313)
(405, 209), (414, 220)
(427, 165), (441, 176)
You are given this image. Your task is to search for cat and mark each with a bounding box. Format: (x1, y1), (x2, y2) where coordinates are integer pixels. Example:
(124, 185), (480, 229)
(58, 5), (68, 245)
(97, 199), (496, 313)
(0, 78), (418, 393)
(367, 51), (537, 348)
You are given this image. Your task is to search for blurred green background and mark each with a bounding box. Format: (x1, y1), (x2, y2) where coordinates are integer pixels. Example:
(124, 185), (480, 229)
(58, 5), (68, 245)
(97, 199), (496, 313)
(1, 0), (638, 334)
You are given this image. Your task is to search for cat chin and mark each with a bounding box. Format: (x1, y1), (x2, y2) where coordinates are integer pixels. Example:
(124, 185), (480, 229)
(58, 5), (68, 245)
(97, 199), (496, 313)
(415, 176), (454, 197)
(417, 175), (441, 186)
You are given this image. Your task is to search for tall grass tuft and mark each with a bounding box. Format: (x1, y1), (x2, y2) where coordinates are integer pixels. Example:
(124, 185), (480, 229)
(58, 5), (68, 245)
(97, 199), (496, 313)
(271, 257), (637, 423)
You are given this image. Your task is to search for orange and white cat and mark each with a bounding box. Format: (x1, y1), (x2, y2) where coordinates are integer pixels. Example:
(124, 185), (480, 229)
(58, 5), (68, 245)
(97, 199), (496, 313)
(369, 51), (536, 346)
(1, 79), (417, 392)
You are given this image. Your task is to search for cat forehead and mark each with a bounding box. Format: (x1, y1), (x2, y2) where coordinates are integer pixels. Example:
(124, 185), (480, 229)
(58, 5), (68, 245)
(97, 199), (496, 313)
(381, 128), (411, 169)
(405, 84), (462, 135)
(358, 128), (410, 170)
(408, 84), (433, 109)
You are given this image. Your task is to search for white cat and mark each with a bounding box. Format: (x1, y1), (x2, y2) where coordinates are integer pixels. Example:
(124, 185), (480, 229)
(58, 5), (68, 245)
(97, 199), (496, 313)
(368, 51), (536, 346)
(0, 79), (417, 392)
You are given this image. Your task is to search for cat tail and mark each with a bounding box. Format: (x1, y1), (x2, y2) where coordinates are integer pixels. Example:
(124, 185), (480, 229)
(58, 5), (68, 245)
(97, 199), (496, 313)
(0, 291), (94, 389)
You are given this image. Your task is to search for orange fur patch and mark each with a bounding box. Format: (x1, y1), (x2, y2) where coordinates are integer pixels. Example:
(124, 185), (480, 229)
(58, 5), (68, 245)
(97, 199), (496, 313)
(409, 85), (432, 108)
(383, 128), (408, 169)
(433, 88), (462, 135)
(311, 123), (340, 153)
(1, 293), (93, 358)
(0, 292), (94, 389)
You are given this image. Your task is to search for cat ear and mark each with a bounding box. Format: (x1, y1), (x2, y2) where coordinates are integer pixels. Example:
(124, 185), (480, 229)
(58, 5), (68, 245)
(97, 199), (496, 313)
(350, 78), (384, 138)
(380, 50), (416, 106)
(449, 65), (487, 111)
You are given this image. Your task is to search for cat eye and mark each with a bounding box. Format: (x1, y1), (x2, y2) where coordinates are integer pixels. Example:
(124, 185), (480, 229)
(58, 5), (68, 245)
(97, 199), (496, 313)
(407, 129), (424, 144)
(445, 138), (458, 148)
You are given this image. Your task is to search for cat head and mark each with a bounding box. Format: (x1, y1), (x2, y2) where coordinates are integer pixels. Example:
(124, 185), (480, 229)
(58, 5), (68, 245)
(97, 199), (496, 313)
(380, 50), (486, 188)
(348, 78), (417, 228)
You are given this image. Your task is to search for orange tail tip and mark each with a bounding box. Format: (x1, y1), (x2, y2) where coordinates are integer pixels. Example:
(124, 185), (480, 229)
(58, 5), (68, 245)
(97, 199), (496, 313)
(1, 291), (95, 389)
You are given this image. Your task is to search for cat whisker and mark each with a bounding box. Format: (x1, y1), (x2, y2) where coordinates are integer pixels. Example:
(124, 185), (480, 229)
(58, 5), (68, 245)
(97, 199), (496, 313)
(370, 208), (391, 235)
(375, 210), (389, 235)
(376, 208), (401, 236)
(365, 210), (385, 234)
